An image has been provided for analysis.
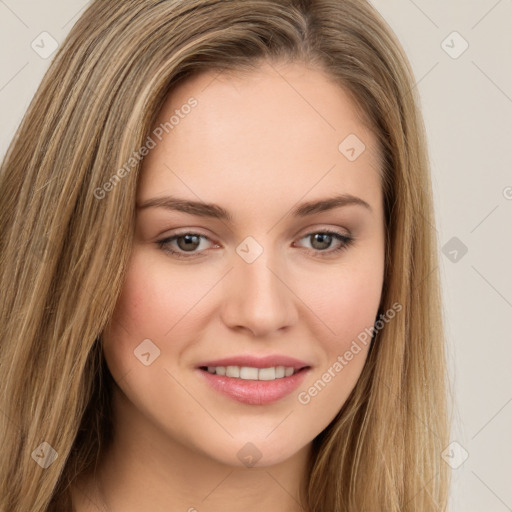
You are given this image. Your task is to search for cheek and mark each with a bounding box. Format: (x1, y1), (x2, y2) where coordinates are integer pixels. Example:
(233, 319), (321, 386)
(294, 253), (384, 348)
(292, 248), (383, 415)
(102, 248), (206, 379)
(109, 248), (213, 333)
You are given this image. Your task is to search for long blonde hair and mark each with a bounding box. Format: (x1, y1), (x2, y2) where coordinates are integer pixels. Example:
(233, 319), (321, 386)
(0, 1), (451, 510)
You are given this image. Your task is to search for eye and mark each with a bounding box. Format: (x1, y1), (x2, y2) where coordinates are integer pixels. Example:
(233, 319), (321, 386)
(157, 229), (354, 259)
(157, 232), (215, 259)
(295, 230), (354, 256)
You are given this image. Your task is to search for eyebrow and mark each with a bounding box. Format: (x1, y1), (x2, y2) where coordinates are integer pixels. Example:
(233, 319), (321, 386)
(137, 193), (372, 221)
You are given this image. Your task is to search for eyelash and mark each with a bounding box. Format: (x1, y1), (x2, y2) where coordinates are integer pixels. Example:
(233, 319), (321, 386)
(156, 229), (355, 259)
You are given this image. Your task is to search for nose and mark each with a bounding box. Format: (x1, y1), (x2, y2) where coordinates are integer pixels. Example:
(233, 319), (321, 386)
(220, 249), (298, 337)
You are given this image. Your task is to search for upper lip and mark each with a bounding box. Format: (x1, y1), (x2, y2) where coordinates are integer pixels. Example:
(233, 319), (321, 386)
(197, 355), (311, 370)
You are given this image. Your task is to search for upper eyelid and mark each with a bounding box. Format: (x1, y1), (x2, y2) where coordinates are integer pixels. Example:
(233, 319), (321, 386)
(161, 222), (352, 238)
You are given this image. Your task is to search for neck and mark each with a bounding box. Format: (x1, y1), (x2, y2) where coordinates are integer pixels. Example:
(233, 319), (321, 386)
(74, 385), (312, 512)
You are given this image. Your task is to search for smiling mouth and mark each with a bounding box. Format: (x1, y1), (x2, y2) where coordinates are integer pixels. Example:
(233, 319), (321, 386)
(199, 365), (310, 381)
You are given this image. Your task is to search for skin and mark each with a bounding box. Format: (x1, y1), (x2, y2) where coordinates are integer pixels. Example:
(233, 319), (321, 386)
(72, 60), (385, 512)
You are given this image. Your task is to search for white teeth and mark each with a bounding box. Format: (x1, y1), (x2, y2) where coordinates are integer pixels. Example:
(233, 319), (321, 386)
(205, 365), (299, 380)
(275, 366), (285, 378)
(226, 365), (240, 378)
(240, 367), (259, 380)
(258, 367), (275, 380)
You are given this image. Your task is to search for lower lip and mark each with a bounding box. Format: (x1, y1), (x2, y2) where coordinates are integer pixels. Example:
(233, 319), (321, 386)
(197, 368), (310, 405)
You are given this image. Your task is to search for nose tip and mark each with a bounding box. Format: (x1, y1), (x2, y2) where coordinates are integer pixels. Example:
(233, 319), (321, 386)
(220, 255), (298, 337)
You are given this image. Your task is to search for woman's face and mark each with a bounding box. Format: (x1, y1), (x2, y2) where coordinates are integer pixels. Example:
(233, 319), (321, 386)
(102, 60), (385, 468)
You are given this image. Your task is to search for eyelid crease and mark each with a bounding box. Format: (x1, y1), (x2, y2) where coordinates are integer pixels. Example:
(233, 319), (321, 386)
(156, 229), (354, 259)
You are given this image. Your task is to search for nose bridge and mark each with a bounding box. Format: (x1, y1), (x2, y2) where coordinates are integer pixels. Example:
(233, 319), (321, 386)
(221, 240), (297, 335)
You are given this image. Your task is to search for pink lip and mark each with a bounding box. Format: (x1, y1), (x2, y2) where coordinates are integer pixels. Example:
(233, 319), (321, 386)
(196, 355), (310, 370)
(195, 355), (312, 406)
(197, 367), (310, 405)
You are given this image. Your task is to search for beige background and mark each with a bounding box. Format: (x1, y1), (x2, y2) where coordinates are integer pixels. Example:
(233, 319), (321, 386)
(1, 1), (511, 510)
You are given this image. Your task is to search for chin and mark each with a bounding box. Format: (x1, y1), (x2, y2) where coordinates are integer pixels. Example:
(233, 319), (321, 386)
(195, 434), (308, 469)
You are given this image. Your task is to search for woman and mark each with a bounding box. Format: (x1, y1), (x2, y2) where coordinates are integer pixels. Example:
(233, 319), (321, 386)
(0, 0), (451, 510)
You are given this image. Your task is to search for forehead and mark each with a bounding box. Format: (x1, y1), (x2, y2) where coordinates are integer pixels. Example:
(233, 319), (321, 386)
(138, 61), (382, 217)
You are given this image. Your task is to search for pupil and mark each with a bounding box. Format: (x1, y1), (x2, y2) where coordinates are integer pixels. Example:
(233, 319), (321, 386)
(311, 233), (331, 250)
(177, 234), (200, 251)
